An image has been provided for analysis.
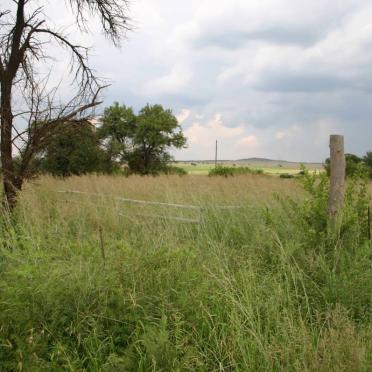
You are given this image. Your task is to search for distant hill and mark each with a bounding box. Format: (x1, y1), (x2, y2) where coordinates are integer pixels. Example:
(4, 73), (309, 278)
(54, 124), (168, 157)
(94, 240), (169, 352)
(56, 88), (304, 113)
(176, 158), (323, 169)
(235, 158), (323, 169)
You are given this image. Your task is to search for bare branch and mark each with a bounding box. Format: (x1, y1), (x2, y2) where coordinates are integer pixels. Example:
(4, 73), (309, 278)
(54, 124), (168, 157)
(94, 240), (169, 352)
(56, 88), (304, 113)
(0, 0), (131, 207)
(68, 0), (131, 45)
(33, 27), (98, 93)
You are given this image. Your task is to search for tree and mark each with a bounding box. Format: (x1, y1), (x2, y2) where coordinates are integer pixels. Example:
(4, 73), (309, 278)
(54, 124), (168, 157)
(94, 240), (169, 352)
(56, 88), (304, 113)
(324, 153), (368, 178)
(0, 1), (130, 208)
(131, 104), (187, 174)
(363, 151), (372, 168)
(98, 102), (136, 164)
(99, 103), (187, 174)
(40, 121), (105, 176)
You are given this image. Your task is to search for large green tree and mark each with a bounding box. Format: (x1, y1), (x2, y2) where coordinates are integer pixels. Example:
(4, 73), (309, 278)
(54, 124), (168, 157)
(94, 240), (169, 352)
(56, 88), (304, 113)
(40, 122), (106, 177)
(99, 103), (187, 174)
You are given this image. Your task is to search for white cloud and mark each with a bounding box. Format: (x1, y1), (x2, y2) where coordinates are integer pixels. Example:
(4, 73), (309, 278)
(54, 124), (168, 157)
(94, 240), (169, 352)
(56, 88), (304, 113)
(185, 114), (244, 145)
(143, 64), (192, 95)
(237, 135), (258, 148)
(177, 109), (191, 124)
(275, 125), (301, 140)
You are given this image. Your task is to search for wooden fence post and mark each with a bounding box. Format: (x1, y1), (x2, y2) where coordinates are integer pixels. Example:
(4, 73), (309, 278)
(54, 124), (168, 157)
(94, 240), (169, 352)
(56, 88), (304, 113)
(368, 206), (371, 241)
(328, 135), (346, 227)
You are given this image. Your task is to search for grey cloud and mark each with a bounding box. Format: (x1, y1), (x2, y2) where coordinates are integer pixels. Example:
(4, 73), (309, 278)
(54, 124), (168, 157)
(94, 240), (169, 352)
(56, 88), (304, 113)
(193, 27), (324, 49)
(256, 72), (353, 93)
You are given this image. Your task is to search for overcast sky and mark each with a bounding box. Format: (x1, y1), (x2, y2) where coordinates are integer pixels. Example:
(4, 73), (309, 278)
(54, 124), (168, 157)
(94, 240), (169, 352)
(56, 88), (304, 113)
(28, 1), (372, 161)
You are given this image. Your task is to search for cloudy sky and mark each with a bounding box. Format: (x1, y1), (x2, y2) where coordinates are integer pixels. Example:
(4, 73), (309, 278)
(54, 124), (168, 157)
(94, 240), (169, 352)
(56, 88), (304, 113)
(27, 0), (372, 161)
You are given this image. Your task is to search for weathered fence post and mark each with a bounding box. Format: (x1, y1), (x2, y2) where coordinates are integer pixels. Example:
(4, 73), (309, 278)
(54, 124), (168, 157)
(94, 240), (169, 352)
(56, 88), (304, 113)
(368, 206), (371, 241)
(328, 135), (346, 228)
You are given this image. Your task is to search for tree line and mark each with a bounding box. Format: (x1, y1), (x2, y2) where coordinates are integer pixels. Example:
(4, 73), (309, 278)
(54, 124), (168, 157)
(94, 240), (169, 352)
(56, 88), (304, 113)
(17, 103), (187, 177)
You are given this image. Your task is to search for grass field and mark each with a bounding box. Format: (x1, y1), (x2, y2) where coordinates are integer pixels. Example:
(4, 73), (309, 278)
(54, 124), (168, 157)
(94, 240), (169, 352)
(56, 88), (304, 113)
(0, 173), (371, 370)
(176, 161), (323, 175)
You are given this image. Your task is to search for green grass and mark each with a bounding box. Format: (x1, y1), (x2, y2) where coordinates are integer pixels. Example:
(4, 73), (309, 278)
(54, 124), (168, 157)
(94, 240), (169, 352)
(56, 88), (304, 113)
(0, 174), (371, 371)
(176, 162), (213, 175)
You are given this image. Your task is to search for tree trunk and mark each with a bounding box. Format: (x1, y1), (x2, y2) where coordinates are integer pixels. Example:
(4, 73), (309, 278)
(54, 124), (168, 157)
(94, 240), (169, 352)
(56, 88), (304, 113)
(1, 82), (22, 209)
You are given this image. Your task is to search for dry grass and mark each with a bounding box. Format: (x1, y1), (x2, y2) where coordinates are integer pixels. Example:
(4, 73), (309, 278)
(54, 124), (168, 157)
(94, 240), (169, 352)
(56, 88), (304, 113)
(22, 173), (303, 204)
(0, 173), (371, 370)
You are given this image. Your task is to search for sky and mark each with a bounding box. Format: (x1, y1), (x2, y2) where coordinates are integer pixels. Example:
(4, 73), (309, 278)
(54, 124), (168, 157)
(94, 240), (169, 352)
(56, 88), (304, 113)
(10, 0), (372, 161)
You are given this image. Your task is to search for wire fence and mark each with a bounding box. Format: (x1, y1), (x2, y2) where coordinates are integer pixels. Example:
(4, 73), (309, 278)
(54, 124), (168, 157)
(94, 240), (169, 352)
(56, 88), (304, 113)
(55, 190), (242, 224)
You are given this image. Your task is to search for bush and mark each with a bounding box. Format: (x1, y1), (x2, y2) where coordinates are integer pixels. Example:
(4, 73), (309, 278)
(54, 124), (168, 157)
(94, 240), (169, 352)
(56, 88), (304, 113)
(233, 167), (263, 175)
(208, 166), (235, 177)
(162, 166), (188, 176)
(279, 173), (294, 179)
(208, 165), (263, 177)
(274, 166), (371, 323)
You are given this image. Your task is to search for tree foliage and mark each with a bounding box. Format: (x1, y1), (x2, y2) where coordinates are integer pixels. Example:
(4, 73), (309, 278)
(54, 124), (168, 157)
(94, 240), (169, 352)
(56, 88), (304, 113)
(363, 151), (372, 168)
(40, 122), (106, 177)
(99, 103), (136, 164)
(99, 103), (187, 174)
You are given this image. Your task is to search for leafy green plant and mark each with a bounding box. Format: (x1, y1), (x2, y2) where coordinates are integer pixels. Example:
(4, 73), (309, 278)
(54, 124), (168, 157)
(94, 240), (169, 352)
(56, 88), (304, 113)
(208, 166), (263, 177)
(279, 166), (370, 247)
(272, 166), (371, 323)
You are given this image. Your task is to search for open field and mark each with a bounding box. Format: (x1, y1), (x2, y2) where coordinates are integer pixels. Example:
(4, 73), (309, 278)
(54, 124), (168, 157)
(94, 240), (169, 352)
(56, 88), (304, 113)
(176, 159), (324, 175)
(0, 174), (371, 370)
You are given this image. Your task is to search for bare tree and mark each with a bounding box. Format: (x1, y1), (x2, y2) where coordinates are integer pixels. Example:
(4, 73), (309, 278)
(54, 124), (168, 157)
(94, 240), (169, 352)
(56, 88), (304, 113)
(0, 0), (130, 209)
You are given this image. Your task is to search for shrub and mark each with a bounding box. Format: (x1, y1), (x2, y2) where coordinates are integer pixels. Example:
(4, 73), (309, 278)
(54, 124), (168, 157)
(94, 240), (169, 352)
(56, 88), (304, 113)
(279, 173), (294, 179)
(273, 166), (371, 324)
(162, 166), (188, 176)
(208, 166), (235, 177)
(208, 166), (263, 177)
(234, 167), (263, 175)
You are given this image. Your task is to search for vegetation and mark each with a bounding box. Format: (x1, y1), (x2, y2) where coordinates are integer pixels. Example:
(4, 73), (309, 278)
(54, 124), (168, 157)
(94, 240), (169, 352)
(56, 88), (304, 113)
(39, 121), (107, 177)
(279, 173), (294, 179)
(99, 103), (187, 175)
(1, 103), (188, 178)
(208, 165), (263, 177)
(325, 153), (372, 178)
(0, 172), (371, 370)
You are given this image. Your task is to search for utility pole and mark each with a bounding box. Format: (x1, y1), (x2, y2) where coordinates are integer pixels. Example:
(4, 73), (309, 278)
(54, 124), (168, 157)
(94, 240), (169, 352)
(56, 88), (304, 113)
(215, 140), (218, 168)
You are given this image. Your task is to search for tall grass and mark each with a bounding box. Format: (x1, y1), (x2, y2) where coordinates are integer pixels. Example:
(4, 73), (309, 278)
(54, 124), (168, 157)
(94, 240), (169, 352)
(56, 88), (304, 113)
(0, 174), (371, 371)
